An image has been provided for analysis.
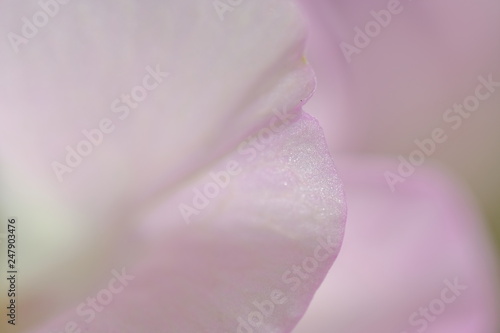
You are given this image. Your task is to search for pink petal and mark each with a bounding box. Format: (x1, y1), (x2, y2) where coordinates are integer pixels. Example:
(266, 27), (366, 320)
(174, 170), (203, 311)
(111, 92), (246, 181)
(0, 1), (334, 331)
(26, 112), (346, 333)
(1, 0), (315, 189)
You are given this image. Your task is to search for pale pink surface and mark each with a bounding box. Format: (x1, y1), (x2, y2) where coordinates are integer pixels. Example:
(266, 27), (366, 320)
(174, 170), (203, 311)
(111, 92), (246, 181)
(25, 112), (346, 333)
(0, 1), (346, 332)
(294, 157), (499, 333)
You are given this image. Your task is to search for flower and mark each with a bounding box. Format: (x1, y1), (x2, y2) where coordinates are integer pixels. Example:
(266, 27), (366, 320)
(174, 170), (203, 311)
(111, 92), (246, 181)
(2, 1), (499, 332)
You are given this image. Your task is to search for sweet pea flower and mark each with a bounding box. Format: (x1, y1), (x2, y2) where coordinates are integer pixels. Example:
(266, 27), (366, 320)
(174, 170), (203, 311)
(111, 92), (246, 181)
(0, 1), (346, 332)
(1, 1), (499, 333)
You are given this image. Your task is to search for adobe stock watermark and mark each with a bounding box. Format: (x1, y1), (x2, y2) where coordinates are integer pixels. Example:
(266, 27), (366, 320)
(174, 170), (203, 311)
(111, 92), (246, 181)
(235, 234), (337, 332)
(213, 0), (245, 21)
(178, 106), (299, 224)
(385, 74), (500, 192)
(48, 267), (135, 333)
(401, 277), (467, 333)
(51, 64), (169, 182)
(7, 0), (73, 54)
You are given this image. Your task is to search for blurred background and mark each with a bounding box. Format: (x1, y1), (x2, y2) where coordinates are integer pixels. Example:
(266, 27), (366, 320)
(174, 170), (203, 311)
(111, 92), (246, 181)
(300, 0), (500, 258)
(296, 0), (500, 332)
